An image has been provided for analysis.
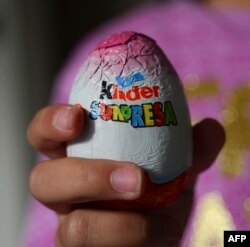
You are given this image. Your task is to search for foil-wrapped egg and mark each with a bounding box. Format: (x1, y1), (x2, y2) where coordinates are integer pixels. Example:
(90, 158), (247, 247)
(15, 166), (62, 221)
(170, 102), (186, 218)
(67, 32), (192, 209)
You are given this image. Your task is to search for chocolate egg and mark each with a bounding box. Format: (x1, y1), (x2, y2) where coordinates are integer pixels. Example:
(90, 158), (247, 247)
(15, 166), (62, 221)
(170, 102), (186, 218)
(67, 32), (192, 208)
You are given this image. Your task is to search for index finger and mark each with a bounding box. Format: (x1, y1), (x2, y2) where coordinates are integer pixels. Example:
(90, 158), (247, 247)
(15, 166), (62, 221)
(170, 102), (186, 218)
(27, 104), (85, 159)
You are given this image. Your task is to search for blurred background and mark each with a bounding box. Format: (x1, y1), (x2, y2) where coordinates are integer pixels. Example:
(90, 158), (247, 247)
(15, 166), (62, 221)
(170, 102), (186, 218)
(0, 1), (153, 246)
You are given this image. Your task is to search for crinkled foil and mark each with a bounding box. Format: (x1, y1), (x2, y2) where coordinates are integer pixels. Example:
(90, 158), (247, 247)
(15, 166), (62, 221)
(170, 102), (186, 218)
(67, 32), (192, 184)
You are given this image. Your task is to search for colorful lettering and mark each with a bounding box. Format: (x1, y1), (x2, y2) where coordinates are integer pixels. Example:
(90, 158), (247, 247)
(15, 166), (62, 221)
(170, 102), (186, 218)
(153, 102), (164, 126)
(89, 101), (177, 128)
(89, 101), (100, 120)
(100, 102), (112, 121)
(131, 105), (145, 128)
(164, 101), (177, 125)
(89, 73), (177, 128)
(143, 103), (154, 126)
(111, 105), (125, 121)
(120, 105), (132, 122)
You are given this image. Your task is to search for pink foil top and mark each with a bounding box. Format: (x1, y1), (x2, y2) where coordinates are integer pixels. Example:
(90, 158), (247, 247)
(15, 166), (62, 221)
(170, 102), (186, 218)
(95, 31), (138, 49)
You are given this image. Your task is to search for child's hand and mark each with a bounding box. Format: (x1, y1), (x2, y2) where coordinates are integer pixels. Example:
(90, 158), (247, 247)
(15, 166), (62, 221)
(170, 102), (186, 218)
(27, 104), (225, 247)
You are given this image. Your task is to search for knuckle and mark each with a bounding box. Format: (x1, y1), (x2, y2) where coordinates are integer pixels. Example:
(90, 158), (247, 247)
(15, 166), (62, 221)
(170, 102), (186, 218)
(69, 160), (99, 201)
(128, 214), (154, 246)
(72, 161), (90, 187)
(58, 210), (91, 247)
(117, 214), (148, 246)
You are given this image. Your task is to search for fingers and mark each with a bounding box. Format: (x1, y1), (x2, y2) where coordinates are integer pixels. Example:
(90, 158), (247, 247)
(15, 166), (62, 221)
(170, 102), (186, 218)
(29, 158), (146, 205)
(192, 118), (225, 176)
(55, 209), (168, 247)
(27, 104), (85, 159)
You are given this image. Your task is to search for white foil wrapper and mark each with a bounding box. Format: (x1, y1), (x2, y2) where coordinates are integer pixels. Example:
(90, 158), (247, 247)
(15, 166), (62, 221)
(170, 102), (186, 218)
(67, 32), (192, 184)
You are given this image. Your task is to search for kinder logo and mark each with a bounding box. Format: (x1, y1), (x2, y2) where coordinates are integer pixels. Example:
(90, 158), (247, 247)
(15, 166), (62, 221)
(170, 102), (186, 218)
(89, 72), (178, 128)
(224, 231), (250, 247)
(99, 81), (160, 102)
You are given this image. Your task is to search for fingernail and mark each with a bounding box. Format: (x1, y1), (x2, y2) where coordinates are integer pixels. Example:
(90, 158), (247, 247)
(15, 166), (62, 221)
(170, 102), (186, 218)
(110, 166), (141, 194)
(53, 106), (76, 131)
